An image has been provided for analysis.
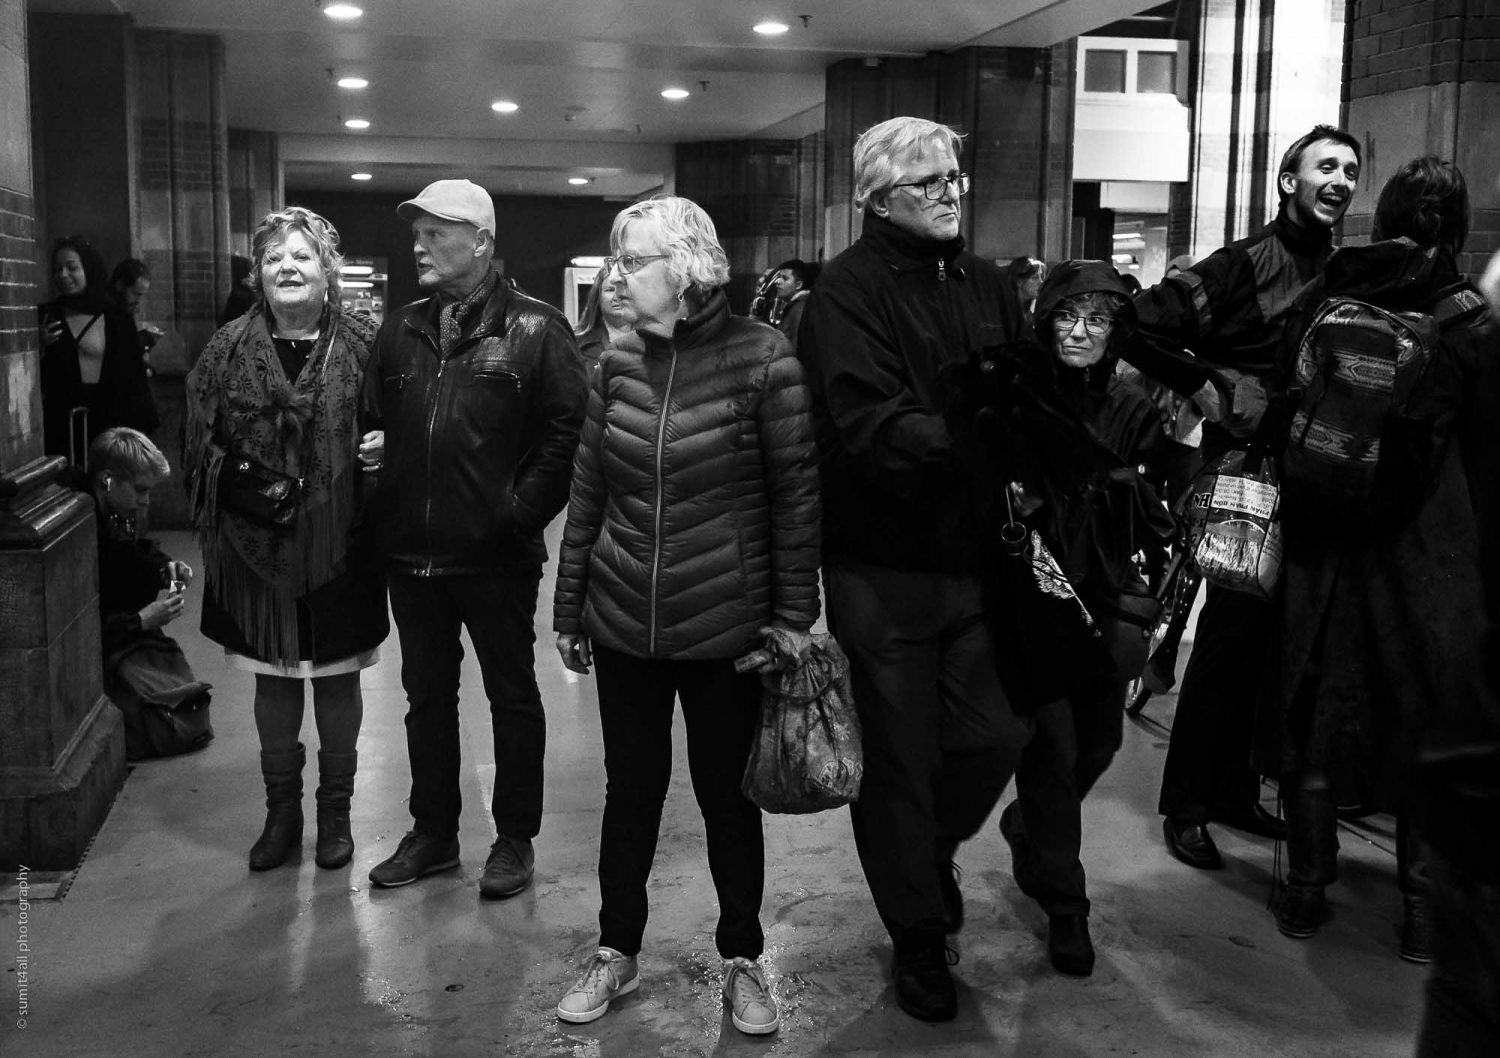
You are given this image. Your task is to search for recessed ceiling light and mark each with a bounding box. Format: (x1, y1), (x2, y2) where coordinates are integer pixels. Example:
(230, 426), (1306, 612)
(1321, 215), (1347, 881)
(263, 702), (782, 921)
(753, 21), (790, 35)
(324, 3), (363, 21)
(344, 118), (370, 130)
(337, 76), (368, 89)
(351, 172), (372, 181)
(491, 100), (519, 114)
(661, 87), (690, 100)
(568, 177), (590, 186)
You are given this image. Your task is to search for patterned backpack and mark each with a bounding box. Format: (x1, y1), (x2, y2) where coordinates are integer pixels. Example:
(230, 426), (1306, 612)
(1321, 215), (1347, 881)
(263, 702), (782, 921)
(1281, 285), (1486, 523)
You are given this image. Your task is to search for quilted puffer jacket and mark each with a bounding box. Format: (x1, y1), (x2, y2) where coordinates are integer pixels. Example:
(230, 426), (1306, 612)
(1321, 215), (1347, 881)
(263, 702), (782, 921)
(553, 290), (821, 659)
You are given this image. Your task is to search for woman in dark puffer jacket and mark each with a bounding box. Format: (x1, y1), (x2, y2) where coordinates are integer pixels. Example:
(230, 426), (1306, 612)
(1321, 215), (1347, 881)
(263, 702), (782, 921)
(552, 196), (820, 1035)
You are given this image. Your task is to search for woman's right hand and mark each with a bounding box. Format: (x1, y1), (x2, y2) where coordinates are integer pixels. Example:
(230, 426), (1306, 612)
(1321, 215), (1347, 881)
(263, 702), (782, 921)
(359, 430), (384, 472)
(140, 594), (185, 631)
(556, 632), (593, 674)
(41, 317), (64, 347)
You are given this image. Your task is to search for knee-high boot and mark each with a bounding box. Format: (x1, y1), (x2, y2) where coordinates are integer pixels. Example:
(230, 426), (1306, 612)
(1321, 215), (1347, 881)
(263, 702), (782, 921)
(315, 750), (358, 869)
(249, 744), (305, 871)
(1397, 815), (1431, 963)
(1275, 772), (1338, 938)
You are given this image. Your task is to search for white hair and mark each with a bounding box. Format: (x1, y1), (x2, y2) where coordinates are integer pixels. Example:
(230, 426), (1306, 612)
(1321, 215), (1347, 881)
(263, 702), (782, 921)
(610, 195), (731, 299)
(852, 117), (966, 211)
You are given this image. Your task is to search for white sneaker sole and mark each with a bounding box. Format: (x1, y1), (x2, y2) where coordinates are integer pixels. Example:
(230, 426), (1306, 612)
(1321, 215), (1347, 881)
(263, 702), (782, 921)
(730, 1010), (780, 1035)
(557, 974), (638, 1024)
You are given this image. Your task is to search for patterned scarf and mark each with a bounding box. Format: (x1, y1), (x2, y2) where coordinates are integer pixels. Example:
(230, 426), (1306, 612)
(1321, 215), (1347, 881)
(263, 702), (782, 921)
(439, 271), (498, 355)
(184, 306), (377, 663)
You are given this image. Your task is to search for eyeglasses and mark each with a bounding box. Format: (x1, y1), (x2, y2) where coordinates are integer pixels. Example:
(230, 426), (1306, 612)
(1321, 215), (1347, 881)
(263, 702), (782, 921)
(890, 172), (971, 200)
(1052, 312), (1114, 335)
(604, 253), (669, 275)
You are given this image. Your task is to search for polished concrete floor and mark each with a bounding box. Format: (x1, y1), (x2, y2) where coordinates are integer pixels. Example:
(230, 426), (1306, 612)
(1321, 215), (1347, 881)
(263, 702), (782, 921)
(3, 525), (1426, 1056)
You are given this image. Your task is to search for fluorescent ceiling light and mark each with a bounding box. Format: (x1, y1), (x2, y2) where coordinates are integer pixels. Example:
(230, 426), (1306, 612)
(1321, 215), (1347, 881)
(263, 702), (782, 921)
(337, 77), (368, 89)
(344, 118), (370, 129)
(568, 177), (590, 186)
(324, 4), (363, 21)
(754, 22), (790, 35)
(350, 172), (372, 181)
(491, 100), (519, 114)
(343, 280), (374, 289)
(341, 264), (374, 275)
(661, 87), (690, 100)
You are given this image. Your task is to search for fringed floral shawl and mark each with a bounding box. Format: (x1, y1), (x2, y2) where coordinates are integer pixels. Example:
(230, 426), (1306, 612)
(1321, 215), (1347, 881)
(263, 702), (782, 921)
(184, 306), (378, 664)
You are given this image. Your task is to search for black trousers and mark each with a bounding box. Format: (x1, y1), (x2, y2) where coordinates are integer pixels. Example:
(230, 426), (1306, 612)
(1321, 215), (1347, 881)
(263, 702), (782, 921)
(387, 569), (545, 841)
(1416, 852), (1500, 1058)
(1009, 676), (1127, 917)
(592, 644), (765, 960)
(826, 561), (1031, 940)
(1157, 585), (1271, 824)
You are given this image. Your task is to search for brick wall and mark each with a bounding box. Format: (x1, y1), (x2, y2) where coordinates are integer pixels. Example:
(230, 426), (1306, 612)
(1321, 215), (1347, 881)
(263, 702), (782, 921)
(0, 187), (39, 469)
(1346, 0), (1500, 100)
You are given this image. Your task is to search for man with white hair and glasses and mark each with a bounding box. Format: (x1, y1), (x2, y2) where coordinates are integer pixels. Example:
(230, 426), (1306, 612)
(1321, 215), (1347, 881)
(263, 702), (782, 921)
(798, 116), (1033, 1022)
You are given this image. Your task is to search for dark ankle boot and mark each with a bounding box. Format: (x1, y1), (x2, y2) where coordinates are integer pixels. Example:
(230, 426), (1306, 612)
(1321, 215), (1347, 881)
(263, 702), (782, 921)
(249, 744), (305, 871)
(1275, 772), (1338, 938)
(893, 928), (957, 1022)
(1397, 816), (1431, 963)
(315, 750), (358, 869)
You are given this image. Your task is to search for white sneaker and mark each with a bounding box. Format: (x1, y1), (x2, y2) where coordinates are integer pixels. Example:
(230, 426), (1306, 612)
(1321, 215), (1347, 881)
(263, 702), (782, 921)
(556, 947), (639, 1024)
(723, 957), (779, 1035)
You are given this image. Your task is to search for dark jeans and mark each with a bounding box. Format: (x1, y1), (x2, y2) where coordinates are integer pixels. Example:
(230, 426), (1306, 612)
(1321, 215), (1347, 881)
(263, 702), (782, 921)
(1157, 585), (1271, 824)
(1417, 852), (1500, 1058)
(1010, 676), (1127, 917)
(387, 569), (545, 841)
(593, 644), (765, 960)
(826, 561), (1031, 939)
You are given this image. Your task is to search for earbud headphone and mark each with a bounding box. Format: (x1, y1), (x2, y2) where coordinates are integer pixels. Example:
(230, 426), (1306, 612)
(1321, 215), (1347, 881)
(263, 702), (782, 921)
(101, 474), (112, 491)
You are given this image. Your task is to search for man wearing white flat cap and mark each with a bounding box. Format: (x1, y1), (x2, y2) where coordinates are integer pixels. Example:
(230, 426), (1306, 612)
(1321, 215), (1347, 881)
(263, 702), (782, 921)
(359, 178), (587, 896)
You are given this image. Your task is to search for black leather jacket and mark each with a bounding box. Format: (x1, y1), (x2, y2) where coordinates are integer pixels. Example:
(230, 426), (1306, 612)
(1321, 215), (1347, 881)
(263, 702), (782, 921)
(360, 274), (588, 575)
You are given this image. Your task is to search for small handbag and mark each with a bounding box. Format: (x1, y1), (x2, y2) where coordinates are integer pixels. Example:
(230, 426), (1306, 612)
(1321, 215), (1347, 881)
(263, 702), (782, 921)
(218, 453), (302, 531)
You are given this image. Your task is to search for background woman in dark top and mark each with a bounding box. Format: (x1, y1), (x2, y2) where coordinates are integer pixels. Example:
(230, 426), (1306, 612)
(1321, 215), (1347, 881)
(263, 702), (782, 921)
(185, 207), (387, 874)
(38, 235), (157, 460)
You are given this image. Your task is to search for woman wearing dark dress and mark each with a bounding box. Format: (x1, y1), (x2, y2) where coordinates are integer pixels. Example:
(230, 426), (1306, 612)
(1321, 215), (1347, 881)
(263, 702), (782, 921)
(38, 236), (157, 461)
(185, 206), (387, 873)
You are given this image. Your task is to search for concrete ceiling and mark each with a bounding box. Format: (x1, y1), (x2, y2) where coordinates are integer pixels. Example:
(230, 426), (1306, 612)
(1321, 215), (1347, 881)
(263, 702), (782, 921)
(31, 0), (1165, 198)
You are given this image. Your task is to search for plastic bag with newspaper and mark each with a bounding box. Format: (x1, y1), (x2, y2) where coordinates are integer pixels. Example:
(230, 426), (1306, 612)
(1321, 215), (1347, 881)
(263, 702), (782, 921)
(1180, 448), (1283, 601)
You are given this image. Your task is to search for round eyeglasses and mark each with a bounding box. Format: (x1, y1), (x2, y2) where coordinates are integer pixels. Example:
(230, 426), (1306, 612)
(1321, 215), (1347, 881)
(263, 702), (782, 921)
(604, 253), (669, 275)
(1052, 312), (1114, 335)
(890, 172), (971, 200)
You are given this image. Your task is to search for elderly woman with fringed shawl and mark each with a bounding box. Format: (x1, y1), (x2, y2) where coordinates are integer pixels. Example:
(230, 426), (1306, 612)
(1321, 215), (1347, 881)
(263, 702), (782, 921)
(185, 207), (388, 875)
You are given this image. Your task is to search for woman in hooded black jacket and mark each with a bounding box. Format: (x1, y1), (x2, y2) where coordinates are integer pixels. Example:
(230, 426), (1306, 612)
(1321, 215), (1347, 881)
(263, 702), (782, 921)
(996, 260), (1174, 976)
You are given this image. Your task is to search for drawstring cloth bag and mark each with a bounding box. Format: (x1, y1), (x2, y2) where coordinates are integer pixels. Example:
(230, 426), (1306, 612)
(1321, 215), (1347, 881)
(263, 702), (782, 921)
(738, 631), (863, 814)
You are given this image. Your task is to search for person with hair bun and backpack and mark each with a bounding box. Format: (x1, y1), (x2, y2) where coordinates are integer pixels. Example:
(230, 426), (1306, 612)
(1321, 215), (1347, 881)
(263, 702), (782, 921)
(1262, 156), (1493, 960)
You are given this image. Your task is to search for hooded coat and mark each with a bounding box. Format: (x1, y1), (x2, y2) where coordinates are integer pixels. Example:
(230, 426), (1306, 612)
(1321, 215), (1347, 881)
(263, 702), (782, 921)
(1029, 261), (1174, 601)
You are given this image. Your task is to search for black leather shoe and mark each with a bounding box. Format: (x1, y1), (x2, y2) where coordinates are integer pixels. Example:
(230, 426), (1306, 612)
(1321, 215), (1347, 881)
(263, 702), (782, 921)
(1274, 884), (1326, 939)
(479, 835), (535, 899)
(368, 831), (460, 887)
(1214, 802), (1287, 841)
(893, 932), (958, 1022)
(1048, 915), (1096, 977)
(1163, 818), (1224, 870)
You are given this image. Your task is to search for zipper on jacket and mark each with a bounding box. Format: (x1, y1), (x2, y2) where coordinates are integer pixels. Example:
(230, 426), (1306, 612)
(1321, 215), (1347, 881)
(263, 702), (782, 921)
(649, 347), (680, 655)
(422, 351), (447, 575)
(938, 258), (947, 282)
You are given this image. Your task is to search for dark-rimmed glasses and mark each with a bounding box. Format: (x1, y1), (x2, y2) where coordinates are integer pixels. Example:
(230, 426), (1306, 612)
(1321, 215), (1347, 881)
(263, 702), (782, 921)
(1052, 312), (1114, 335)
(605, 253), (669, 275)
(890, 173), (971, 200)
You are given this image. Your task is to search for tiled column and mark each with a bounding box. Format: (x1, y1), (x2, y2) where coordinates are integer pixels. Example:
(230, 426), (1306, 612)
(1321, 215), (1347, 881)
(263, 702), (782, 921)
(822, 46), (1074, 263)
(674, 132), (824, 311)
(1341, 0), (1500, 278)
(1169, 0), (1345, 260)
(227, 127), (282, 258)
(0, 0), (125, 873)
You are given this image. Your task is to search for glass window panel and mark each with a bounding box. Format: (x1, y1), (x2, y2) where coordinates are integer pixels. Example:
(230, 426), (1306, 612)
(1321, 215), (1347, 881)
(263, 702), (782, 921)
(1083, 50), (1127, 93)
(1137, 51), (1178, 94)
